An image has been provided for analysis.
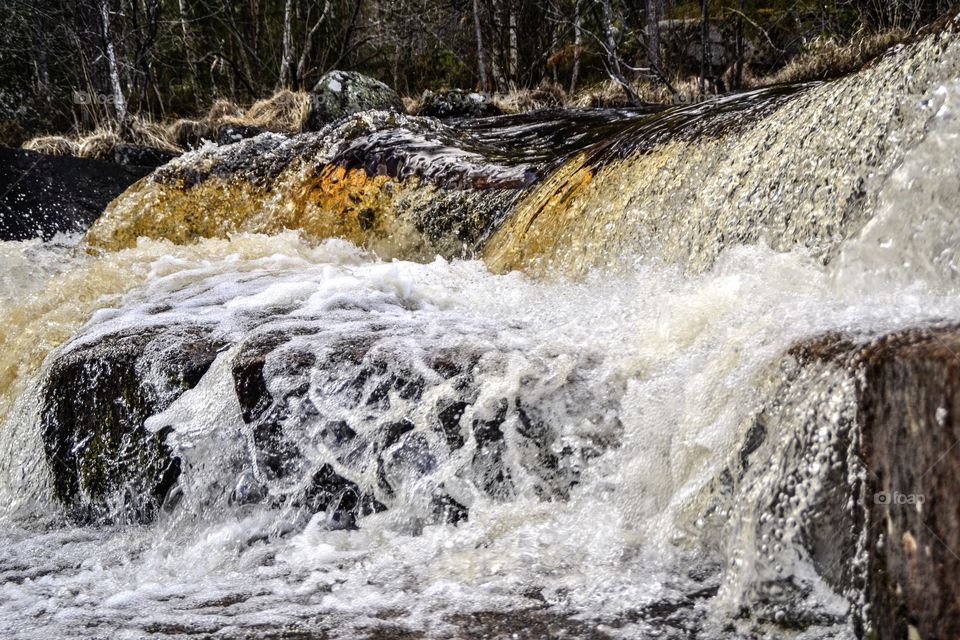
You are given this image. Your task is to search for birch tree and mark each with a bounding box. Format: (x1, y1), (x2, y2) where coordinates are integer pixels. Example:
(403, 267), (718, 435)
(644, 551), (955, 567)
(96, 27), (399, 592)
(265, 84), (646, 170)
(99, 0), (127, 127)
(279, 0), (294, 88)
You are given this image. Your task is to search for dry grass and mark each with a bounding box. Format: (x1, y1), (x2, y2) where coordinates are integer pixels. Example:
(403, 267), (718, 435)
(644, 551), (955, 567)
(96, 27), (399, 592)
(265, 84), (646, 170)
(569, 77), (700, 108)
(129, 118), (181, 153)
(767, 29), (909, 85)
(206, 99), (244, 122)
(242, 89), (310, 131)
(493, 83), (567, 113)
(24, 116), (180, 159)
(22, 135), (79, 157)
(401, 96), (419, 114)
(77, 131), (122, 161)
(17, 90), (308, 161)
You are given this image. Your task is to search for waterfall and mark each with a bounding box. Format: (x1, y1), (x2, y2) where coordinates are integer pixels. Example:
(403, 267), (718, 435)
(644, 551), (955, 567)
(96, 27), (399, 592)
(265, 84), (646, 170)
(1, 17), (960, 640)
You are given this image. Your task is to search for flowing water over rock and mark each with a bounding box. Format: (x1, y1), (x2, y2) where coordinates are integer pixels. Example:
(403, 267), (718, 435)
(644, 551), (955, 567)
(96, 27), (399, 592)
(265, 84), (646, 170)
(2, 19), (960, 640)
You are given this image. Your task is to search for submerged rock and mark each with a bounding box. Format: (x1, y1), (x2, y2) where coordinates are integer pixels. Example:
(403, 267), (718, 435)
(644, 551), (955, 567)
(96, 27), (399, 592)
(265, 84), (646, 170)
(37, 272), (620, 529)
(304, 70), (405, 131)
(39, 325), (224, 522)
(227, 324), (607, 527)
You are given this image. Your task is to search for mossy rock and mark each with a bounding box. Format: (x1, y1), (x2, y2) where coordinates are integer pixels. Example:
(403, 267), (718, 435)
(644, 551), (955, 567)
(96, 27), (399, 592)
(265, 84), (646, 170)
(40, 325), (224, 523)
(303, 70), (404, 131)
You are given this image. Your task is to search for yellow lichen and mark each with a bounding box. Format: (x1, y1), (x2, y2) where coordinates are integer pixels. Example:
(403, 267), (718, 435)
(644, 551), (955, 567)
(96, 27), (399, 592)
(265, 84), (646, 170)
(84, 162), (440, 260)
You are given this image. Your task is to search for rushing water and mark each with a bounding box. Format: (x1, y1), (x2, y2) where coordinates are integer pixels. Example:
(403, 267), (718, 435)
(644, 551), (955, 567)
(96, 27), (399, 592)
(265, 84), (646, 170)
(2, 24), (960, 640)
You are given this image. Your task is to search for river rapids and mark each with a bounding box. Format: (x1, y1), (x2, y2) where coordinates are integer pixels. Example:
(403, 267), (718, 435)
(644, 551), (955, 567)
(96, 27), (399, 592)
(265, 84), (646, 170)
(2, 20), (960, 640)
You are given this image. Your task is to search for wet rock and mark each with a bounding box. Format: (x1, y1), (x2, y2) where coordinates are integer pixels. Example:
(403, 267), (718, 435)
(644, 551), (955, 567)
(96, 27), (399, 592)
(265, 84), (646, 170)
(416, 89), (502, 118)
(228, 322), (614, 528)
(215, 123), (266, 146)
(39, 325), (223, 522)
(857, 327), (960, 640)
(111, 143), (178, 168)
(0, 146), (154, 241)
(87, 113), (533, 256)
(724, 325), (960, 638)
(303, 70), (405, 131)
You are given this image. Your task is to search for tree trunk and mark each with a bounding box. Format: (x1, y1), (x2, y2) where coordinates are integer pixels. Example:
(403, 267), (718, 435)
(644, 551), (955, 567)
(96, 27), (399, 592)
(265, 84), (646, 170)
(700, 0), (709, 94)
(569, 0), (581, 94)
(279, 0), (294, 88)
(99, 0), (128, 128)
(733, 0), (745, 90)
(488, 0), (506, 92)
(472, 0), (489, 93)
(644, 0), (661, 75)
(507, 1), (518, 87)
(601, 0), (642, 106)
(178, 0), (201, 107)
(297, 0), (330, 88)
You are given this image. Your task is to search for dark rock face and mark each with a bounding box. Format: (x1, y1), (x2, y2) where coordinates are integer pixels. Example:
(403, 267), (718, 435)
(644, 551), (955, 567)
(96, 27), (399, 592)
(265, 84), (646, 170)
(724, 326), (960, 638)
(0, 146), (154, 240)
(417, 89), (502, 118)
(857, 328), (960, 640)
(111, 143), (178, 168)
(39, 325), (224, 522)
(303, 70), (405, 131)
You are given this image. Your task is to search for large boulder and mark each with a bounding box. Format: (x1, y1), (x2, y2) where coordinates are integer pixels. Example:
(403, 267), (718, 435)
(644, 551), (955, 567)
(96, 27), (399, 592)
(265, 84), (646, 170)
(303, 70), (405, 131)
(38, 300), (620, 529)
(715, 325), (960, 637)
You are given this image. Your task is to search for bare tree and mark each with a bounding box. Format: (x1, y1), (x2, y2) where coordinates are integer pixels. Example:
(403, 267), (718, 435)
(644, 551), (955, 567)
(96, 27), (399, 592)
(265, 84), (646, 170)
(507, 0), (518, 87)
(570, 0), (582, 94)
(472, 0), (489, 92)
(279, 0), (294, 87)
(644, 0), (662, 75)
(296, 0), (331, 87)
(700, 0), (709, 94)
(733, 0), (744, 89)
(177, 0), (201, 107)
(599, 0), (641, 106)
(98, 0), (127, 127)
